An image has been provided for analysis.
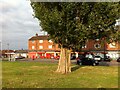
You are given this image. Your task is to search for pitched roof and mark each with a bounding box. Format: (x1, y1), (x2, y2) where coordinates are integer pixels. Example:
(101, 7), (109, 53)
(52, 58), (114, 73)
(29, 35), (49, 40)
(15, 50), (28, 53)
(2, 50), (15, 54)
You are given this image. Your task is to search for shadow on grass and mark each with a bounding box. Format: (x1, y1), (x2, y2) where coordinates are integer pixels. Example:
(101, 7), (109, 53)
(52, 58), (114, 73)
(71, 61), (111, 72)
(71, 65), (82, 72)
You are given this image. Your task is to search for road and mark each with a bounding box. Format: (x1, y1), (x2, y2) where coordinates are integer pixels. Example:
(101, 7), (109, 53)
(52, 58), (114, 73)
(14, 58), (120, 66)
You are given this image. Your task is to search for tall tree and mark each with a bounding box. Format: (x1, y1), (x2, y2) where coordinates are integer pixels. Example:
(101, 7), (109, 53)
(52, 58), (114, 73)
(31, 2), (120, 74)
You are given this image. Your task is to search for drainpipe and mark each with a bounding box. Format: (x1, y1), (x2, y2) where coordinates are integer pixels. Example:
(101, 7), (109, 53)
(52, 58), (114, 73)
(103, 37), (106, 60)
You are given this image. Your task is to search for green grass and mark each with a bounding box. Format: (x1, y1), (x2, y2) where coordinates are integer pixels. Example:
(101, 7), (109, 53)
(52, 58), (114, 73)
(2, 61), (119, 88)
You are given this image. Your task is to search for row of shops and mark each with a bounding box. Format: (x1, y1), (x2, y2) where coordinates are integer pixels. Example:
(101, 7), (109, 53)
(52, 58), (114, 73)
(27, 34), (120, 60)
(28, 51), (60, 59)
(28, 50), (120, 60)
(1, 50), (120, 60)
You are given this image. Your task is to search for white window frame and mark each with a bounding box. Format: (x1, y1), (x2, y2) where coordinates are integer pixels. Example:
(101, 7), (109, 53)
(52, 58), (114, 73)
(39, 45), (43, 49)
(82, 45), (87, 48)
(32, 46), (35, 49)
(48, 40), (52, 43)
(39, 40), (43, 43)
(48, 45), (52, 49)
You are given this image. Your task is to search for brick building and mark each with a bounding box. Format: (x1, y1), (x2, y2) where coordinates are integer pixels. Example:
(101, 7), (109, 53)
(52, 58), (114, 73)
(81, 39), (120, 59)
(28, 34), (60, 59)
(28, 34), (120, 60)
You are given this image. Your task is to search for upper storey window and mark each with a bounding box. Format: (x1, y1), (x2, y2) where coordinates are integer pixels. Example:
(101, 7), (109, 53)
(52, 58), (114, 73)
(48, 40), (52, 43)
(48, 45), (52, 49)
(94, 44), (101, 49)
(32, 46), (35, 50)
(39, 40), (43, 43)
(82, 45), (87, 48)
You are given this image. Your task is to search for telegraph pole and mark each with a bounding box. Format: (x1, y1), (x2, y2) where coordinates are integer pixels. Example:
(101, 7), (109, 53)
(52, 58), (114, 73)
(7, 43), (9, 52)
(0, 41), (2, 58)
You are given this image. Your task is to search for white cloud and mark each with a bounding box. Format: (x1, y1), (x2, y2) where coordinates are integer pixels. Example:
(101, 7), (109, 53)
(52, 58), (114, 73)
(2, 0), (21, 6)
(1, 0), (42, 50)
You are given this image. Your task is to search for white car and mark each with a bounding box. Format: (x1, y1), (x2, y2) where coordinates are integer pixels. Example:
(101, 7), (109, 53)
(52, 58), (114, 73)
(94, 56), (102, 61)
(15, 56), (25, 59)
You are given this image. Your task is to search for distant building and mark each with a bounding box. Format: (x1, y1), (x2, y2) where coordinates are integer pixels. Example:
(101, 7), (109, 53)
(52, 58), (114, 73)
(28, 33), (60, 59)
(2, 50), (15, 58)
(28, 34), (120, 60)
(81, 39), (120, 59)
(15, 50), (28, 58)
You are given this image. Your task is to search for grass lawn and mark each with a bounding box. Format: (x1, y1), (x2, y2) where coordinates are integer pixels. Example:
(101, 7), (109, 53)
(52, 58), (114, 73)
(2, 61), (119, 88)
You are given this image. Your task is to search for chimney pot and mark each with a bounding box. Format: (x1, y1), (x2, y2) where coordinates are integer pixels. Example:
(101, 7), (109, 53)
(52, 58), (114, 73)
(36, 33), (38, 36)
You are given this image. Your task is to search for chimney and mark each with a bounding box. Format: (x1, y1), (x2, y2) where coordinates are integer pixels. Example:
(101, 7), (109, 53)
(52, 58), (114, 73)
(36, 33), (38, 36)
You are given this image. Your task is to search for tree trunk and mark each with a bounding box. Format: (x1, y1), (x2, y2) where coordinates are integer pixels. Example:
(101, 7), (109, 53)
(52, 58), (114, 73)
(56, 47), (71, 74)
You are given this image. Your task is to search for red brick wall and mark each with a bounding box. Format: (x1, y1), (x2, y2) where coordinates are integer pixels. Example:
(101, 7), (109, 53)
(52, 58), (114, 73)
(28, 39), (120, 51)
(81, 39), (120, 51)
(28, 40), (60, 51)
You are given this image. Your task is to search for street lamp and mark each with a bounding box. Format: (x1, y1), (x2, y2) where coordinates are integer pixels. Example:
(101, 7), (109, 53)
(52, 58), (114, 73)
(115, 19), (120, 57)
(103, 37), (106, 61)
(0, 41), (2, 58)
(0, 41), (1, 51)
(7, 43), (9, 52)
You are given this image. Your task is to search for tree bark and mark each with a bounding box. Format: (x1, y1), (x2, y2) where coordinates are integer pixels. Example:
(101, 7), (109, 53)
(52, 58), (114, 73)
(56, 47), (71, 74)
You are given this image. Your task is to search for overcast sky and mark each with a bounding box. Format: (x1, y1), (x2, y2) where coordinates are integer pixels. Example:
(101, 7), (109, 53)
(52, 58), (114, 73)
(0, 0), (45, 50)
(1, 1), (119, 50)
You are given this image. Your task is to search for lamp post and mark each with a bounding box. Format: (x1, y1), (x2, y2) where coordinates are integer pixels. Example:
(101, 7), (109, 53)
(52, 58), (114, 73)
(115, 19), (120, 57)
(7, 43), (9, 57)
(103, 37), (106, 61)
(0, 41), (1, 90)
(0, 41), (1, 51)
(7, 43), (9, 52)
(0, 41), (2, 58)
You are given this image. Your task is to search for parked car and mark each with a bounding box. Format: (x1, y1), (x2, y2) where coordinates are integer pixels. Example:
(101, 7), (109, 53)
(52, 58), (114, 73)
(94, 56), (102, 62)
(117, 57), (120, 62)
(76, 54), (84, 61)
(103, 56), (111, 62)
(77, 57), (99, 66)
(71, 55), (76, 60)
(77, 54), (99, 66)
(15, 56), (25, 60)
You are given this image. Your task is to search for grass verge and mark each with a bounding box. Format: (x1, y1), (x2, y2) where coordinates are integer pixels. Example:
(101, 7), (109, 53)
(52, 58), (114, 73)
(2, 61), (118, 88)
